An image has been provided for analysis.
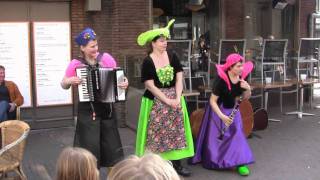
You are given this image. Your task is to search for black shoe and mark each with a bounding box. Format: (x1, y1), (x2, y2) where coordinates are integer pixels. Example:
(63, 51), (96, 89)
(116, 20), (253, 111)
(174, 165), (192, 177)
(171, 160), (192, 177)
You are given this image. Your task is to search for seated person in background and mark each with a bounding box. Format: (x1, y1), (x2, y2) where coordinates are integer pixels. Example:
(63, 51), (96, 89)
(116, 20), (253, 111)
(56, 147), (99, 180)
(198, 35), (209, 72)
(108, 153), (181, 180)
(0, 65), (23, 121)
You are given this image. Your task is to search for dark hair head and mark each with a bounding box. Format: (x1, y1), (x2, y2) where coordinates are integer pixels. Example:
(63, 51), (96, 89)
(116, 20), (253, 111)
(152, 35), (162, 42)
(146, 35), (165, 55)
(0, 65), (5, 71)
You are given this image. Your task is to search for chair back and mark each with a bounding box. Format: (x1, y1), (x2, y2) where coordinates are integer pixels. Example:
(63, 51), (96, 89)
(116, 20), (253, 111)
(0, 120), (30, 162)
(184, 76), (205, 90)
(264, 70), (281, 83)
(296, 68), (311, 79)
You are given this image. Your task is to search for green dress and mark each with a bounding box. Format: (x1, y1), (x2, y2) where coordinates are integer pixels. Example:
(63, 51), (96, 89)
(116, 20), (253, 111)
(135, 51), (194, 160)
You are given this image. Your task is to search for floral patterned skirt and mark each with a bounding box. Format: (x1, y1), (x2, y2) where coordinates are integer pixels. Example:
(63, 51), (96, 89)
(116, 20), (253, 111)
(146, 87), (187, 153)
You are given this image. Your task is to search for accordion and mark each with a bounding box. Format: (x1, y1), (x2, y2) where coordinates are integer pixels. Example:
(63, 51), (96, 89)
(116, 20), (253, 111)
(76, 67), (126, 103)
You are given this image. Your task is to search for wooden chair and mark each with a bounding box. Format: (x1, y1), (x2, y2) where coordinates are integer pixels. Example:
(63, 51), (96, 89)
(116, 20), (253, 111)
(0, 120), (30, 179)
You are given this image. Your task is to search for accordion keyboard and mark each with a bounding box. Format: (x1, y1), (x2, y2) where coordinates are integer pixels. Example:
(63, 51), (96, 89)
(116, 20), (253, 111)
(76, 68), (93, 102)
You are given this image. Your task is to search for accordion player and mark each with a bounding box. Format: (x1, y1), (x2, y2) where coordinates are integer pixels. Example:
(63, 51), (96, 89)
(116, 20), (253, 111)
(76, 67), (126, 103)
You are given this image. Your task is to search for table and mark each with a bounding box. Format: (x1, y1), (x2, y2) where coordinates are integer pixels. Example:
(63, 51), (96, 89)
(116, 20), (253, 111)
(197, 86), (212, 93)
(183, 91), (201, 109)
(286, 79), (320, 118)
(251, 81), (296, 122)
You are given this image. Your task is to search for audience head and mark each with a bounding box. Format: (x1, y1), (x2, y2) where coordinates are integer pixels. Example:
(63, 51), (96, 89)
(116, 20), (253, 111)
(0, 65), (5, 83)
(108, 153), (180, 180)
(56, 147), (99, 180)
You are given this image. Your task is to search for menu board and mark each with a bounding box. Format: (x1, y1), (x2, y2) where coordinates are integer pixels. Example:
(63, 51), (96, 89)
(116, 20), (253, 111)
(0, 22), (32, 107)
(33, 22), (72, 106)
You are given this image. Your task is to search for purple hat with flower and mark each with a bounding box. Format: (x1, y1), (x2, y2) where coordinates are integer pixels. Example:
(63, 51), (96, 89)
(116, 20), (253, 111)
(75, 27), (97, 46)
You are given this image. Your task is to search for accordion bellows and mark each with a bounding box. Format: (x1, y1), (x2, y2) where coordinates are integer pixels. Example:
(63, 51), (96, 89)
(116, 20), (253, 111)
(76, 67), (126, 103)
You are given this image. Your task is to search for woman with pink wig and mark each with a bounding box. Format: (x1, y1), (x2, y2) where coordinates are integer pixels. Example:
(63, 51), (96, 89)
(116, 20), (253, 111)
(190, 53), (255, 176)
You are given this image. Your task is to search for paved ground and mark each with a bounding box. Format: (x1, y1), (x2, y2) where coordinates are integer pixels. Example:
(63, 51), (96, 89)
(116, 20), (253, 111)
(6, 99), (320, 180)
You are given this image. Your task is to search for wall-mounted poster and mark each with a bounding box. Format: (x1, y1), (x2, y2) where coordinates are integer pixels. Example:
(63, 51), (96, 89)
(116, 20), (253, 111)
(33, 22), (72, 106)
(0, 22), (32, 107)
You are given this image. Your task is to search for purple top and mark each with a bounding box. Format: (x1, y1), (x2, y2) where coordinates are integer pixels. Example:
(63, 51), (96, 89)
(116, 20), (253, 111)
(65, 52), (117, 77)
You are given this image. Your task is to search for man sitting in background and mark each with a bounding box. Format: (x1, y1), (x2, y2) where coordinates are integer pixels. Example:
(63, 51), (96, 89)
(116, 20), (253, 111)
(0, 65), (23, 121)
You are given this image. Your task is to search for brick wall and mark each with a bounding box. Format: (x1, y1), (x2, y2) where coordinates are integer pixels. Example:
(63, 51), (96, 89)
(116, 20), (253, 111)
(112, 0), (150, 126)
(71, 0), (87, 58)
(224, 0), (245, 38)
(299, 0), (316, 38)
(71, 0), (150, 61)
(222, 0), (316, 40)
(111, 0), (150, 59)
(71, 0), (150, 126)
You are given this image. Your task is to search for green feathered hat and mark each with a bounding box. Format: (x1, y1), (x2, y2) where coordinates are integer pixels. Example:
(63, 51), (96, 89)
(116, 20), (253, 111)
(137, 19), (175, 46)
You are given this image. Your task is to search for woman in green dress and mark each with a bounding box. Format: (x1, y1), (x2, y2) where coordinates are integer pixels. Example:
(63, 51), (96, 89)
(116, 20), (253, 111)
(135, 19), (194, 177)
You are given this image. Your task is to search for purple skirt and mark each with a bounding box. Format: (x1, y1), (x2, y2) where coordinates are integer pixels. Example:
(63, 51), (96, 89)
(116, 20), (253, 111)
(190, 104), (254, 169)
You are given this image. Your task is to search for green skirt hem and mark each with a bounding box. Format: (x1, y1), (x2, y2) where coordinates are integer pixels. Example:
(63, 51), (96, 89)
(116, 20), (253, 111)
(135, 96), (194, 160)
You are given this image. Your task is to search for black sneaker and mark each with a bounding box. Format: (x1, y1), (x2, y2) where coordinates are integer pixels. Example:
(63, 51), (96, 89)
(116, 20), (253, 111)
(174, 165), (192, 177)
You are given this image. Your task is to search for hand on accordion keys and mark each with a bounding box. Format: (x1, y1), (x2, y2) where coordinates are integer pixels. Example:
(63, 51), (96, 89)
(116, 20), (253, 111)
(67, 76), (82, 85)
(117, 76), (129, 89)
